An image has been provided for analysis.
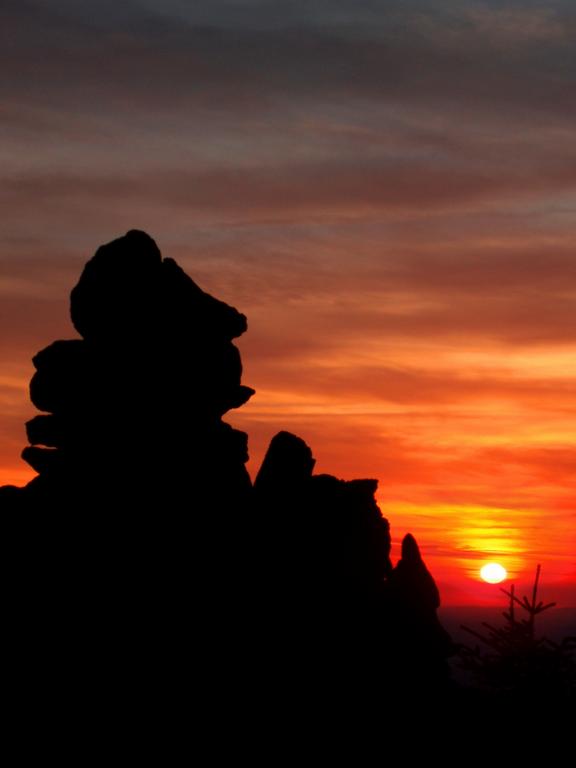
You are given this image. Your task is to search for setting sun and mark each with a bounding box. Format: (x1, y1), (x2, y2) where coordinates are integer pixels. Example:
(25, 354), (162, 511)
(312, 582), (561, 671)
(480, 563), (508, 584)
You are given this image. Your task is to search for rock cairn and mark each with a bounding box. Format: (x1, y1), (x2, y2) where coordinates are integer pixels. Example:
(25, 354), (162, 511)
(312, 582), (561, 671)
(20, 229), (254, 514)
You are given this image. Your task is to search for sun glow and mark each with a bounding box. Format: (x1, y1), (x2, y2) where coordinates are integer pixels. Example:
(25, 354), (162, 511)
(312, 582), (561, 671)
(480, 562), (508, 584)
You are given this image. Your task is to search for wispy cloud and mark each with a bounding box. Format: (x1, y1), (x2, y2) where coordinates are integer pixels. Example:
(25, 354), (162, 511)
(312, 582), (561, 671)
(1, 0), (575, 603)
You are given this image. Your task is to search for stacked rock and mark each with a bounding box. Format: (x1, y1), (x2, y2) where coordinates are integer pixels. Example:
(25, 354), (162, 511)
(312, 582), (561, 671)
(254, 430), (393, 601)
(1, 230), (453, 704)
(21, 229), (254, 515)
(252, 430), (452, 694)
(2, 231), (257, 689)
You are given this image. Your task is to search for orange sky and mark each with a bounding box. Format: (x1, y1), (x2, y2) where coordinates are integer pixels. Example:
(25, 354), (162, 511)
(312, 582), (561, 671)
(1, 0), (575, 606)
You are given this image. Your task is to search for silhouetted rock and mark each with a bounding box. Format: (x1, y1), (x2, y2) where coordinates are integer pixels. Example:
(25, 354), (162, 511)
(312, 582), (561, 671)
(1, 229), (453, 704)
(253, 431), (399, 695)
(255, 433), (391, 598)
(390, 533), (441, 610)
(0, 485), (23, 504)
(29, 340), (91, 413)
(18, 231), (254, 513)
(385, 533), (454, 686)
(254, 430), (315, 493)
(21, 446), (61, 474)
(70, 230), (247, 342)
(26, 415), (64, 447)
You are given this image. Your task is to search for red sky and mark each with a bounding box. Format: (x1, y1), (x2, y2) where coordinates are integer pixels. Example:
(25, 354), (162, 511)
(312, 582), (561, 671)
(1, 0), (575, 605)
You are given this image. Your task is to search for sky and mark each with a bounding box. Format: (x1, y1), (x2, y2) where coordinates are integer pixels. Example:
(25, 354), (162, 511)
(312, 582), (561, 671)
(1, 0), (575, 605)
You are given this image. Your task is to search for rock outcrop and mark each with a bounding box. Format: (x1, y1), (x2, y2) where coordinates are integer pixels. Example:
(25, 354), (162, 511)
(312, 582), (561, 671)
(1, 230), (453, 702)
(19, 230), (253, 513)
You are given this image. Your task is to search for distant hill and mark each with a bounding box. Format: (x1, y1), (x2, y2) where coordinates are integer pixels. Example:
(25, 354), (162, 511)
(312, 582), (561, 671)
(440, 605), (576, 645)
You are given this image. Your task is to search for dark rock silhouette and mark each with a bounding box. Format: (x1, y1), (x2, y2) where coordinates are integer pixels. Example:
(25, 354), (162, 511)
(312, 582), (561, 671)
(385, 533), (454, 686)
(1, 230), (452, 702)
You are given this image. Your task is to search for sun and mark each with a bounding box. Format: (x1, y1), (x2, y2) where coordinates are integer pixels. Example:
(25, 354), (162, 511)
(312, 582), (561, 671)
(480, 562), (507, 584)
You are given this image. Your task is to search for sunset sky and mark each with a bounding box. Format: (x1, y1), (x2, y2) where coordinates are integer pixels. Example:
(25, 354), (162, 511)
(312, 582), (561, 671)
(1, 0), (575, 605)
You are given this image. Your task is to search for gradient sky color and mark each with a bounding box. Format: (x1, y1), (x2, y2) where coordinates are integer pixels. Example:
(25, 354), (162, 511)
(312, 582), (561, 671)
(1, 0), (575, 605)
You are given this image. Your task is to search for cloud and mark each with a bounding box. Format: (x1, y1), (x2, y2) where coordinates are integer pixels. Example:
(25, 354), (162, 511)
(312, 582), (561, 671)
(1, 1), (574, 606)
(3, 0), (576, 124)
(477, 445), (576, 484)
(242, 355), (576, 408)
(238, 284), (576, 363)
(4, 150), (576, 220)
